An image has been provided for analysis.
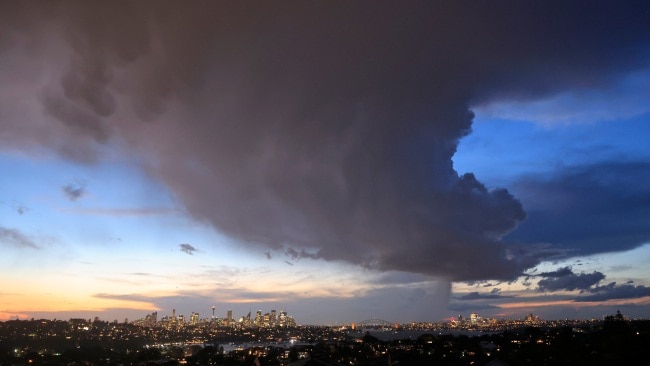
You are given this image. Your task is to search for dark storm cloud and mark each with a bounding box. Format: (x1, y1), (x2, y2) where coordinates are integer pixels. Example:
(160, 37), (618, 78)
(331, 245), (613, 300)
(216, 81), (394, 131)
(179, 243), (197, 255)
(576, 282), (650, 302)
(370, 272), (434, 286)
(62, 183), (85, 201)
(0, 227), (39, 249)
(508, 161), (650, 257)
(536, 268), (605, 292)
(538, 266), (574, 278)
(2, 1), (650, 282)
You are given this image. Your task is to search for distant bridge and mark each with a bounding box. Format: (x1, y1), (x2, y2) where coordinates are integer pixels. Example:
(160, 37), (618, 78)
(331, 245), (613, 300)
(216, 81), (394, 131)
(355, 318), (395, 329)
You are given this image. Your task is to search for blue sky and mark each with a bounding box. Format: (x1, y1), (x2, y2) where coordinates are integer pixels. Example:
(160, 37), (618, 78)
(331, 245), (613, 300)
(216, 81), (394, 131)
(1, 1), (650, 324)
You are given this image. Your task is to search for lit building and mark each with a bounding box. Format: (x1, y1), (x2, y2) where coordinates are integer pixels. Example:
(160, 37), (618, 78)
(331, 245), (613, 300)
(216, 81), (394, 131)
(190, 312), (199, 326)
(227, 309), (233, 326)
(270, 309), (277, 326)
(255, 310), (263, 326)
(470, 312), (480, 324)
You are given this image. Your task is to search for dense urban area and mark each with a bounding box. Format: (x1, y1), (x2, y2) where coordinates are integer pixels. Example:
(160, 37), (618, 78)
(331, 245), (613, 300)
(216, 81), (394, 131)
(0, 309), (647, 366)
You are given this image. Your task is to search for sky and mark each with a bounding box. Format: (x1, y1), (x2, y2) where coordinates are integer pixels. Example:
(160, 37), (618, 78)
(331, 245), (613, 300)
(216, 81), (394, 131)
(1, 1), (650, 325)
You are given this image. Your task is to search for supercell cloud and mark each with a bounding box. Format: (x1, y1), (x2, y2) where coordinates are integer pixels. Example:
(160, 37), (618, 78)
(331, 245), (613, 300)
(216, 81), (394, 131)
(1, 1), (650, 282)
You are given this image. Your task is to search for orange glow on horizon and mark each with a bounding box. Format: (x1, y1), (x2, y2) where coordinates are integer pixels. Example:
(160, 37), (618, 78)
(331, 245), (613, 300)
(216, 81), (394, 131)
(0, 292), (158, 319)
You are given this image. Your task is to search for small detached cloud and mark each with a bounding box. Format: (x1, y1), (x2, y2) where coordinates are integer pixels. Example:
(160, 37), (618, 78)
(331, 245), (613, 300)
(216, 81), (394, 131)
(536, 266), (605, 292)
(62, 183), (85, 201)
(179, 243), (198, 255)
(16, 205), (28, 215)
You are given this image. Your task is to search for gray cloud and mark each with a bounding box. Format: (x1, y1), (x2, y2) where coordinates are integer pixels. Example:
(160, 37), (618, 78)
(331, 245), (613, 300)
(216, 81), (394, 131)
(575, 282), (650, 302)
(0, 227), (39, 249)
(179, 243), (197, 255)
(1, 2), (649, 282)
(285, 248), (320, 261)
(538, 266), (575, 278)
(62, 183), (85, 201)
(456, 290), (512, 301)
(370, 272), (434, 286)
(536, 267), (605, 292)
(509, 162), (650, 257)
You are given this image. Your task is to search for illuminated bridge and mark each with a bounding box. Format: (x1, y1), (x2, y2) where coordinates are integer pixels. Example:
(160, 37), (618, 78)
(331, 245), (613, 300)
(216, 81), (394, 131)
(355, 318), (396, 329)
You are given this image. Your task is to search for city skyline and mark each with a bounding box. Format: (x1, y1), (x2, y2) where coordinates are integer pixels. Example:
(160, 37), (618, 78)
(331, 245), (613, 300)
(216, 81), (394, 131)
(1, 2), (650, 324)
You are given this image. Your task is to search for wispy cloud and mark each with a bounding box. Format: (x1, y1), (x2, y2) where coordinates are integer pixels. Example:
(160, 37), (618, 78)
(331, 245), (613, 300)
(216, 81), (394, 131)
(0, 227), (39, 249)
(94, 293), (156, 303)
(473, 68), (650, 127)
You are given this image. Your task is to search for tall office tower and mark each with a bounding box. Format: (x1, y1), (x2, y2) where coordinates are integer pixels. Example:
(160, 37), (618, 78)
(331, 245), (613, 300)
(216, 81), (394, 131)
(270, 309), (277, 326)
(255, 310), (262, 326)
(227, 309), (233, 325)
(212, 306), (216, 319)
(190, 312), (199, 326)
(146, 311), (158, 327)
(279, 309), (287, 326)
(172, 309), (177, 324)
